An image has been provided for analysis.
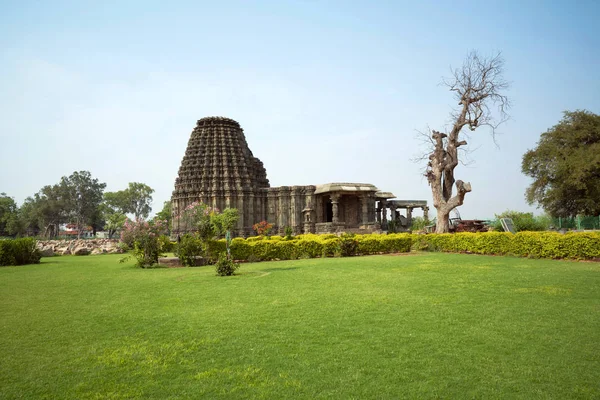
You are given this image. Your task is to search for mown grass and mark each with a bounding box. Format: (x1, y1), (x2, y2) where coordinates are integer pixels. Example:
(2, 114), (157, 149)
(1, 253), (599, 399)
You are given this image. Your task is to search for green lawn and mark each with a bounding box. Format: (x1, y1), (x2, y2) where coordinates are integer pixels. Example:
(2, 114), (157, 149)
(1, 253), (599, 399)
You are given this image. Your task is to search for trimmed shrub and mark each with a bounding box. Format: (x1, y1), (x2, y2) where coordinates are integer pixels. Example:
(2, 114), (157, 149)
(413, 231), (600, 260)
(274, 240), (298, 260)
(0, 240), (17, 266)
(295, 238), (324, 259)
(338, 233), (358, 257)
(205, 231), (598, 262)
(0, 238), (41, 266)
(321, 238), (339, 258)
(205, 239), (226, 261)
(177, 234), (204, 267)
(226, 232), (412, 262)
(230, 238), (251, 260)
(356, 233), (412, 255)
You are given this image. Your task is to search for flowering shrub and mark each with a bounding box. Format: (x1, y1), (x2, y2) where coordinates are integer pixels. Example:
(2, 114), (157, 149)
(176, 201), (220, 240)
(253, 221), (273, 236)
(120, 218), (169, 268)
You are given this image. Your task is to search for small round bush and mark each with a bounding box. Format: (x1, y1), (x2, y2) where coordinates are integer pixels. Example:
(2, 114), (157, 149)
(215, 253), (239, 276)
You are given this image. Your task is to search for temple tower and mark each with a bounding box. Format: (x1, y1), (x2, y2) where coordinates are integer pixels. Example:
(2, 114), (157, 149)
(171, 117), (269, 235)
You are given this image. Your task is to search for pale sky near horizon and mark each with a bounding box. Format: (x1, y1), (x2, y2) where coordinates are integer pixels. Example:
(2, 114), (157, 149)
(1, 0), (598, 220)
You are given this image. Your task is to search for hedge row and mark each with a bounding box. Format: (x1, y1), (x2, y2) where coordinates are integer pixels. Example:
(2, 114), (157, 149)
(412, 231), (600, 260)
(198, 231), (600, 262)
(204, 233), (413, 262)
(0, 238), (42, 266)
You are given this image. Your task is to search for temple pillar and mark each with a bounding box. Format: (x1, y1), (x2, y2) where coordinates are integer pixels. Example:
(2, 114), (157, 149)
(290, 186), (302, 234)
(237, 195), (245, 231)
(247, 192), (255, 236)
(381, 200), (388, 226)
(423, 206), (429, 221)
(267, 189), (278, 225)
(407, 207), (413, 227)
(316, 196), (323, 222)
(331, 193), (340, 224)
(376, 207), (381, 223)
(278, 186), (290, 234)
(361, 194), (368, 224)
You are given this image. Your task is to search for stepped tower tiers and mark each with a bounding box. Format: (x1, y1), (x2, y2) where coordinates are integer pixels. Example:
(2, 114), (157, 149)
(171, 117), (270, 235)
(172, 116), (429, 237)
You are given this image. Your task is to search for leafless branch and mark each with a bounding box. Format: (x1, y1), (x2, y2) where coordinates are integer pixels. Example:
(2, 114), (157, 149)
(416, 50), (510, 232)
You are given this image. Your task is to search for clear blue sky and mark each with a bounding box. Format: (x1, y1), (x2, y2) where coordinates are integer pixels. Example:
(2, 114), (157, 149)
(1, 0), (598, 219)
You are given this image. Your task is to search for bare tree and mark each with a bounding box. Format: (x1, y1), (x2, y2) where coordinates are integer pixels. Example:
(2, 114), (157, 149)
(425, 51), (509, 233)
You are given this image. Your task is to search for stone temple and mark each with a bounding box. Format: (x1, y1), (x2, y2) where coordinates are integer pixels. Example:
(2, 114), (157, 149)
(171, 117), (428, 236)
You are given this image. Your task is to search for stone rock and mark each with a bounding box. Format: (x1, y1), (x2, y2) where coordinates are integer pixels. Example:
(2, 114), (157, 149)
(35, 239), (121, 256)
(158, 257), (183, 267)
(73, 247), (91, 256)
(40, 247), (55, 257)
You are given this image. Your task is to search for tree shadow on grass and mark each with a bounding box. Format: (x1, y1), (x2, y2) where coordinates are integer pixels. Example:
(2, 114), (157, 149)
(262, 267), (299, 272)
(234, 267), (300, 279)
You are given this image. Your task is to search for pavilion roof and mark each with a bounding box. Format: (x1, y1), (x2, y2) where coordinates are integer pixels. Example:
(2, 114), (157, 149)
(314, 182), (379, 195)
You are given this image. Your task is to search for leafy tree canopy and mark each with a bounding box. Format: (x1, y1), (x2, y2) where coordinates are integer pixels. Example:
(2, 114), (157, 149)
(0, 193), (18, 236)
(491, 210), (551, 232)
(60, 171), (107, 237)
(127, 182), (154, 219)
(522, 110), (600, 217)
(28, 184), (71, 237)
(104, 182), (154, 219)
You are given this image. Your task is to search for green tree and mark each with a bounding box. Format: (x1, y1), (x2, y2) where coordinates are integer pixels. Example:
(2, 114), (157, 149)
(29, 185), (70, 238)
(126, 182), (154, 219)
(6, 210), (26, 237)
(16, 196), (42, 236)
(491, 210), (550, 232)
(522, 110), (600, 217)
(104, 182), (154, 219)
(211, 208), (239, 238)
(60, 171), (107, 238)
(103, 191), (130, 215)
(154, 201), (172, 233)
(104, 211), (127, 239)
(0, 193), (18, 236)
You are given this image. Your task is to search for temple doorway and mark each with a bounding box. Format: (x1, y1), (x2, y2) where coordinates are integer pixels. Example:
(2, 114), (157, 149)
(325, 198), (333, 222)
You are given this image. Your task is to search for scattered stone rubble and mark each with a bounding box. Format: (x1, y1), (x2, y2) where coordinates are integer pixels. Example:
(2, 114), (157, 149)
(36, 239), (123, 257)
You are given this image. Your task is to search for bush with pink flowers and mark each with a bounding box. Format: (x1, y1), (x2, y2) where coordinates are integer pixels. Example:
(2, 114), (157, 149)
(119, 218), (169, 268)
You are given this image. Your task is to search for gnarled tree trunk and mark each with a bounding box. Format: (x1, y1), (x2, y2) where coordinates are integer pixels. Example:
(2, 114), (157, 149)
(424, 51), (509, 233)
